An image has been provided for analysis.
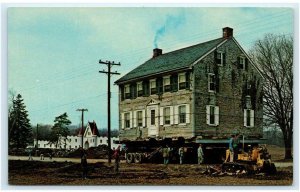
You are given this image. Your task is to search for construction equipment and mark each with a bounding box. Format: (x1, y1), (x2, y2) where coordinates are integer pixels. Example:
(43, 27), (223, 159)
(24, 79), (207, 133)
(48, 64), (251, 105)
(222, 145), (277, 174)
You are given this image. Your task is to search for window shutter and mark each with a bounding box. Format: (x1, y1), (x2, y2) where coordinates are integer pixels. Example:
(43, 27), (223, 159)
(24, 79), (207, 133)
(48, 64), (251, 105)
(170, 106), (174, 125)
(245, 58), (249, 71)
(216, 75), (220, 93)
(172, 74), (178, 92)
(244, 109), (247, 127)
(143, 80), (149, 96)
(160, 107), (164, 125)
(223, 52), (226, 66)
(121, 113), (125, 129)
(206, 105), (210, 125)
(174, 105), (179, 124)
(120, 86), (124, 101)
(250, 110), (254, 127)
(186, 104), (190, 124)
(129, 111), (133, 128)
(215, 106), (219, 125)
(133, 111), (137, 127)
(237, 56), (241, 69)
(142, 110), (146, 127)
(214, 51), (218, 63)
(185, 72), (190, 89)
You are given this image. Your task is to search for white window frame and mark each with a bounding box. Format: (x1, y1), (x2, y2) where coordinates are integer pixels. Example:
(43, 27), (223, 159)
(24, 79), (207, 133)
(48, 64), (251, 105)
(124, 112), (131, 129)
(150, 79), (156, 95)
(164, 107), (171, 125)
(137, 82), (143, 97)
(208, 73), (215, 92)
(163, 76), (171, 92)
(178, 105), (186, 124)
(137, 110), (143, 127)
(125, 84), (130, 99)
(244, 109), (254, 127)
(178, 72), (186, 90)
(206, 105), (219, 126)
(217, 51), (224, 66)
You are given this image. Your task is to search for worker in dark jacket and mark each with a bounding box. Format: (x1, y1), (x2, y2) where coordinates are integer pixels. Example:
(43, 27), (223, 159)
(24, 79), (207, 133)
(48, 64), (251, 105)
(232, 134), (240, 161)
(81, 149), (88, 179)
(113, 145), (121, 173)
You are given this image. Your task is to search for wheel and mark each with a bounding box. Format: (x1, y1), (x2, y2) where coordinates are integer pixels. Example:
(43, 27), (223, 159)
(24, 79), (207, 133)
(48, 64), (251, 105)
(134, 153), (143, 164)
(126, 153), (134, 163)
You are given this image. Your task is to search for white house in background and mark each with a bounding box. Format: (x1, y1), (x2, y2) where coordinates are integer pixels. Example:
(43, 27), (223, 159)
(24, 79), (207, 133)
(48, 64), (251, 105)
(35, 121), (119, 150)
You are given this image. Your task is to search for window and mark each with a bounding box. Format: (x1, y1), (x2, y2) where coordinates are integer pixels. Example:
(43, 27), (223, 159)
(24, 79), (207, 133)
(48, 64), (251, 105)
(137, 82), (143, 97)
(238, 56), (247, 70)
(206, 105), (219, 126)
(69, 139), (72, 142)
(179, 105), (186, 124)
(93, 139), (95, 142)
(100, 140), (102, 143)
(38, 144), (40, 147)
(178, 73), (186, 90)
(208, 73), (215, 92)
(209, 106), (215, 125)
(164, 107), (171, 125)
(163, 76), (171, 92)
(75, 139), (77, 142)
(125, 84), (130, 99)
(44, 144), (46, 147)
(150, 79), (157, 94)
(137, 111), (143, 127)
(216, 52), (224, 65)
(246, 96), (251, 109)
(244, 109), (254, 127)
(125, 112), (130, 128)
(75, 146), (77, 149)
(88, 132), (91, 135)
(151, 110), (155, 125)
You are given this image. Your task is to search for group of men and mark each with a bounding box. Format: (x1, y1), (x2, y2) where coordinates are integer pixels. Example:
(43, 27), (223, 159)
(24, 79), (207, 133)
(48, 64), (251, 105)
(162, 144), (204, 165)
(80, 134), (239, 179)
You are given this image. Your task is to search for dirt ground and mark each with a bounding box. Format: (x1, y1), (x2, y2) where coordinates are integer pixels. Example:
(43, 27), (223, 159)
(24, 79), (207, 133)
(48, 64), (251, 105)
(8, 145), (293, 186)
(8, 160), (292, 186)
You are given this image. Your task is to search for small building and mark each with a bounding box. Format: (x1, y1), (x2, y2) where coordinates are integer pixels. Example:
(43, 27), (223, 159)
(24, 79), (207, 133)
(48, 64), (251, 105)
(115, 27), (264, 144)
(35, 121), (119, 150)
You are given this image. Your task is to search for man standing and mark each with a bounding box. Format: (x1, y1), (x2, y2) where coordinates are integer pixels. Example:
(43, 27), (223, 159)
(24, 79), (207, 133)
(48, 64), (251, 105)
(229, 135), (234, 162)
(232, 134), (240, 161)
(80, 149), (88, 179)
(162, 145), (170, 165)
(197, 144), (204, 164)
(178, 147), (184, 164)
(113, 146), (121, 173)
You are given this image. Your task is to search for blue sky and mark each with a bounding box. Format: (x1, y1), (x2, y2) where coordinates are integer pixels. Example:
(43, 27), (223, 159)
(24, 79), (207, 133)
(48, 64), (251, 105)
(8, 7), (293, 129)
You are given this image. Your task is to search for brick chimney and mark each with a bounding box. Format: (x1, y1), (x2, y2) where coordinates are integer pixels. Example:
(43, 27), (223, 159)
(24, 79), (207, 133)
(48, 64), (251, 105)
(153, 48), (162, 58)
(223, 27), (233, 39)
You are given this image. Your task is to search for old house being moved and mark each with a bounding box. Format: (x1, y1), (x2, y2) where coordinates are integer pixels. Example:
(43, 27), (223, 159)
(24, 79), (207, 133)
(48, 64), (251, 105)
(115, 27), (263, 146)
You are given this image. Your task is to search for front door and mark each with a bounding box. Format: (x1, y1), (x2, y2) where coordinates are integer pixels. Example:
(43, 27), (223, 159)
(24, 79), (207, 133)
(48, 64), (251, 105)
(147, 105), (159, 137)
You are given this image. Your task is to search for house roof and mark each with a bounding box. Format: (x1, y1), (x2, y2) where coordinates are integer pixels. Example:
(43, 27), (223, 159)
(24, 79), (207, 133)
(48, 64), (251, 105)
(77, 121), (100, 137)
(88, 121), (100, 137)
(115, 37), (226, 84)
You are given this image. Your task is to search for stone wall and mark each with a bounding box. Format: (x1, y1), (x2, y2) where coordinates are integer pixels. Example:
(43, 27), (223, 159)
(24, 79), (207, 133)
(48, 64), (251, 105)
(193, 38), (263, 139)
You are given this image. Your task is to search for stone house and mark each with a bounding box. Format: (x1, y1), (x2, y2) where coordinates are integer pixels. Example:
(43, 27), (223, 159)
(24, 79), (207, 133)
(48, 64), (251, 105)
(115, 27), (263, 144)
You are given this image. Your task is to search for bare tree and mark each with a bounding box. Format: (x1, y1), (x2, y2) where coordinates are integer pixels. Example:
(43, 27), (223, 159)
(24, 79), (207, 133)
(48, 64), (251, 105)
(249, 34), (293, 159)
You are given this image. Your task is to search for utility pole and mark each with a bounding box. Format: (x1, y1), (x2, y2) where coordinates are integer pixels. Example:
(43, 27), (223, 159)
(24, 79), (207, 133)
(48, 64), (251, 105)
(76, 108), (88, 149)
(36, 124), (38, 149)
(99, 59), (120, 163)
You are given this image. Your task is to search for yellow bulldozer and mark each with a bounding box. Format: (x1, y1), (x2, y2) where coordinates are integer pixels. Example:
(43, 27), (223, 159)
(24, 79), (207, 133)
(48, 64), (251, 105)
(222, 145), (277, 174)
